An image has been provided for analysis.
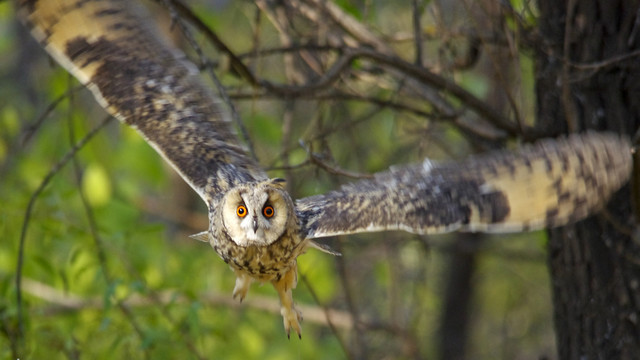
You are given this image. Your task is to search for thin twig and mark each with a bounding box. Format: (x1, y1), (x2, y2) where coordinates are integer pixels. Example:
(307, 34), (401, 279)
(568, 49), (640, 70)
(20, 277), (355, 330)
(20, 85), (83, 146)
(164, 0), (258, 85)
(253, 47), (525, 136)
(412, 0), (424, 65)
(334, 237), (366, 358)
(67, 93), (111, 285)
(300, 274), (354, 359)
(300, 140), (374, 179)
(236, 43), (342, 60)
(160, 0), (258, 161)
(163, 1), (520, 139)
(229, 90), (450, 121)
(15, 115), (113, 355)
(66, 90), (152, 354)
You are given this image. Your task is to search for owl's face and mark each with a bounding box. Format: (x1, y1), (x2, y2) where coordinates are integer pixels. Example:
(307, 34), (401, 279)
(221, 179), (294, 247)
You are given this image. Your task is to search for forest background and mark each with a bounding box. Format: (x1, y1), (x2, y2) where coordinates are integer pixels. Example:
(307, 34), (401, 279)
(1, 0), (638, 359)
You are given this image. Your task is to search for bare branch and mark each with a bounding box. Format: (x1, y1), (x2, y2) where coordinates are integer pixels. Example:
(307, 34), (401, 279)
(21, 278), (355, 330)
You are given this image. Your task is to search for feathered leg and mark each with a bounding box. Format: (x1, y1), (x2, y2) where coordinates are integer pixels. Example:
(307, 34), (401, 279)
(232, 269), (253, 302)
(272, 263), (302, 339)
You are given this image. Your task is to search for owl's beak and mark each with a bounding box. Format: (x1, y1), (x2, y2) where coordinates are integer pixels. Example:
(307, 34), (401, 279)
(252, 216), (259, 233)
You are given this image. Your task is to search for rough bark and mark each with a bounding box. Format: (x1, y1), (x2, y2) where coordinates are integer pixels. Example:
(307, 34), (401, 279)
(536, 1), (640, 358)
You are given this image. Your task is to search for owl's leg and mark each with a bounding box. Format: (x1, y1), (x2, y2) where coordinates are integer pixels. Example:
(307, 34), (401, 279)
(232, 270), (253, 302)
(272, 265), (302, 339)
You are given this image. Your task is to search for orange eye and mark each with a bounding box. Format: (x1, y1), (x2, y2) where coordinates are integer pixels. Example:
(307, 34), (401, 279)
(263, 205), (275, 218)
(236, 205), (247, 217)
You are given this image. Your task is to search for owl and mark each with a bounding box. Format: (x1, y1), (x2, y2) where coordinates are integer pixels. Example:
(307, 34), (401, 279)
(203, 178), (315, 335)
(18, 0), (634, 338)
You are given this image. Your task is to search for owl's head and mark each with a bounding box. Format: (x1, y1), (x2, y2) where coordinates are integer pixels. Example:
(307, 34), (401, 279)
(221, 178), (294, 247)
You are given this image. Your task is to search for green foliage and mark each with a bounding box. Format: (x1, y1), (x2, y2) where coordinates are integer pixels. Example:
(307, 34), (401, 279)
(82, 163), (112, 207)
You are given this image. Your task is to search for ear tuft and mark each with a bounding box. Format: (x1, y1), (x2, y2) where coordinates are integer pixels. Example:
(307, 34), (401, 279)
(271, 178), (287, 189)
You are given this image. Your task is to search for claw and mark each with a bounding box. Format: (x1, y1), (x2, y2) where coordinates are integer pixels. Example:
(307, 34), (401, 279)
(281, 304), (303, 339)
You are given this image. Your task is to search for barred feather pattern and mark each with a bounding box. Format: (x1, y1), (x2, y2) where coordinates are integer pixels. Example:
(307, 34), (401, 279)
(297, 132), (632, 238)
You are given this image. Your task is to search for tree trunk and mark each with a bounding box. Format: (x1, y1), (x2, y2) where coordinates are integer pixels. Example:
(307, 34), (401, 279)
(536, 1), (640, 358)
(438, 233), (482, 360)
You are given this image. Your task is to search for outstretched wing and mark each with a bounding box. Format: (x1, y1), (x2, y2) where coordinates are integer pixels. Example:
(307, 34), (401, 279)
(297, 132), (632, 239)
(18, 0), (266, 205)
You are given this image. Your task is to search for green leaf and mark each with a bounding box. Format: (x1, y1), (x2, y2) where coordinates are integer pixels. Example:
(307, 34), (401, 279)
(81, 163), (112, 207)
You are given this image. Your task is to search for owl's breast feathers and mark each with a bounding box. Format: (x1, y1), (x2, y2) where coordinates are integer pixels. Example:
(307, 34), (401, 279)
(211, 221), (306, 281)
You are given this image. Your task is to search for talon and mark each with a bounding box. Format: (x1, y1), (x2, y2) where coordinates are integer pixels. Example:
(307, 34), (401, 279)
(232, 272), (253, 303)
(232, 286), (247, 302)
(281, 304), (303, 339)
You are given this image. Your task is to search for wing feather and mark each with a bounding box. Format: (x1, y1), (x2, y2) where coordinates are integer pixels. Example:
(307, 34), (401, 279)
(297, 132), (632, 239)
(18, 0), (266, 205)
